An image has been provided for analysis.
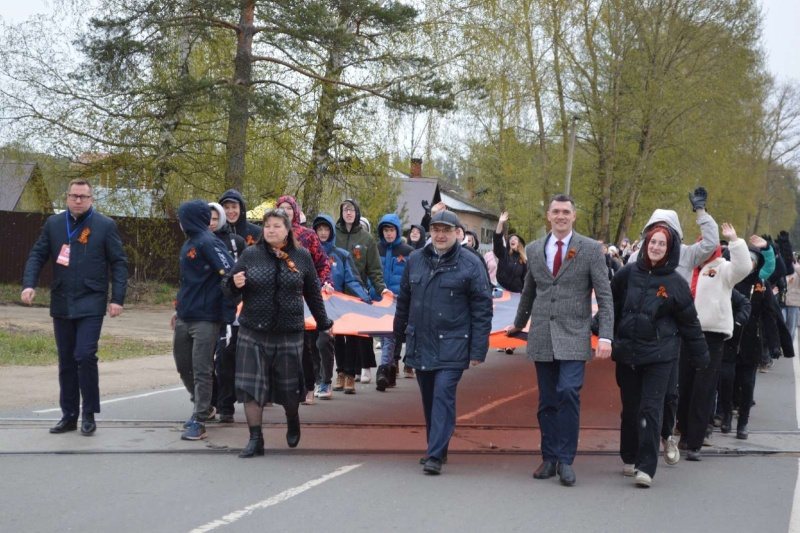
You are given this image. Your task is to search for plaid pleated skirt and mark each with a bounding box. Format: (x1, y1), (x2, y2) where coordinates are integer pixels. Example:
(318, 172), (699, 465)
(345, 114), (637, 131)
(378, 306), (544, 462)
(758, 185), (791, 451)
(235, 327), (306, 407)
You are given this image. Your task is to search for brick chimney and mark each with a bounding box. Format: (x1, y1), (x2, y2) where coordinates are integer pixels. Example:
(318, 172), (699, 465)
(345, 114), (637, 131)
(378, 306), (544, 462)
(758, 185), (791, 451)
(410, 158), (423, 178)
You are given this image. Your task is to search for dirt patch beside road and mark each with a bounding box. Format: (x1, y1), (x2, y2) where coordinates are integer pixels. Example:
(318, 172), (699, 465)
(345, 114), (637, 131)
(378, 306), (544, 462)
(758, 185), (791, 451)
(0, 305), (179, 411)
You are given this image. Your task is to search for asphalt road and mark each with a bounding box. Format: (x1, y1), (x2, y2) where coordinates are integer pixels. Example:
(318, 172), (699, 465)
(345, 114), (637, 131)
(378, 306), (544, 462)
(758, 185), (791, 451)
(1, 348), (799, 533)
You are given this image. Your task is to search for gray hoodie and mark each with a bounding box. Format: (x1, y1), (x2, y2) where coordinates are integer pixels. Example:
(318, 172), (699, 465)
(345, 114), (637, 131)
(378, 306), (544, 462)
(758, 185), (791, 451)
(628, 208), (719, 282)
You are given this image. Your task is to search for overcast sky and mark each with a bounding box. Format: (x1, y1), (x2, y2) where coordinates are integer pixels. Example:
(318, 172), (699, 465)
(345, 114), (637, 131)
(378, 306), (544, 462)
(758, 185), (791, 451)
(0, 0), (797, 82)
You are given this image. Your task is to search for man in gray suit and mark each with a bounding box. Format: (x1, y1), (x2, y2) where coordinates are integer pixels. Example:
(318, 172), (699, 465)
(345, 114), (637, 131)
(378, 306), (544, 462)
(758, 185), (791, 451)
(507, 194), (614, 486)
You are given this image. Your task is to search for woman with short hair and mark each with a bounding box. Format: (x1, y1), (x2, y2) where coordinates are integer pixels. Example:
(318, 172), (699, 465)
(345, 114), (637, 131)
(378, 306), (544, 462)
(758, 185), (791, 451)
(223, 208), (332, 458)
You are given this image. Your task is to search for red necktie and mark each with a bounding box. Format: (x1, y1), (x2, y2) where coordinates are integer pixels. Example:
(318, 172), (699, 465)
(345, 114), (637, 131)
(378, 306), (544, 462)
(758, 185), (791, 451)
(553, 240), (564, 276)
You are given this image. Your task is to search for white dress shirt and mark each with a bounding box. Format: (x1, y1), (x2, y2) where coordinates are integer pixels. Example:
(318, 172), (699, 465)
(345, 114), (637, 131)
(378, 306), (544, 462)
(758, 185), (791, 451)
(545, 232), (573, 274)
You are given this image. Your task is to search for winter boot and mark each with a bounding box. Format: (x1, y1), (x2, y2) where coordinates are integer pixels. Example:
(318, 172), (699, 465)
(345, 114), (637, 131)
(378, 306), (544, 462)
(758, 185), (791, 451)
(239, 426), (264, 458)
(376, 365), (390, 392)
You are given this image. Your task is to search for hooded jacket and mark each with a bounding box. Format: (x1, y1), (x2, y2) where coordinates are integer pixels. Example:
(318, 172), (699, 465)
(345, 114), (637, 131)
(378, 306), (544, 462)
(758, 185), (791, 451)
(628, 208), (719, 282)
(377, 213), (415, 294)
(176, 200), (234, 322)
(218, 189), (262, 246)
(276, 195), (331, 285)
(408, 224), (427, 250)
(23, 206), (128, 319)
(493, 231), (527, 292)
(335, 198), (386, 293)
(312, 214), (371, 302)
(693, 238), (751, 338)
(610, 226), (709, 368)
(209, 202), (246, 262)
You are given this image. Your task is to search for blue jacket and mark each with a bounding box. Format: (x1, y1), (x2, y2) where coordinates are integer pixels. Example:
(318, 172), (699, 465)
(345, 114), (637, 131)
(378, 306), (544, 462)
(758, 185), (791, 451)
(393, 242), (493, 370)
(377, 213), (415, 295)
(313, 214), (371, 303)
(23, 207), (128, 319)
(176, 200), (234, 322)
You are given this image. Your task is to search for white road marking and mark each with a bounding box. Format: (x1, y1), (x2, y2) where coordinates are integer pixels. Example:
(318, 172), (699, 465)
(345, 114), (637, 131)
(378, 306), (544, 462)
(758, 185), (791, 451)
(32, 386), (185, 413)
(457, 388), (535, 422)
(189, 463), (362, 533)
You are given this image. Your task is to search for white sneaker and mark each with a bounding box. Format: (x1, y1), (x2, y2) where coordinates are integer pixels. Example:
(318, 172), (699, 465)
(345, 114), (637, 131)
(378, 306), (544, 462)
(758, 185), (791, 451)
(663, 436), (680, 465)
(634, 471), (652, 488)
(360, 368), (372, 384)
(622, 464), (636, 477)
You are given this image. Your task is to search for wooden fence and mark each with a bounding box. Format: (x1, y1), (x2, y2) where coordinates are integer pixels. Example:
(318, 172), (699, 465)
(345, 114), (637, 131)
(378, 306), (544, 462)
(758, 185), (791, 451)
(1, 211), (186, 286)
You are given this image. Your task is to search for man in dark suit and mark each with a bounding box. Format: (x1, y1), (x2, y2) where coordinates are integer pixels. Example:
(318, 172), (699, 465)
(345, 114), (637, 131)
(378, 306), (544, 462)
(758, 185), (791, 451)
(22, 179), (128, 436)
(507, 194), (614, 486)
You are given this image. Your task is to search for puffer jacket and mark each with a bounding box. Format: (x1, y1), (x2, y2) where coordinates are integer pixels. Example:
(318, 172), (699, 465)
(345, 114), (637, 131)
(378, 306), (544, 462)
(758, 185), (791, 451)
(335, 198), (386, 293)
(222, 240), (331, 333)
(313, 214), (371, 302)
(275, 195), (331, 285)
(393, 242), (493, 371)
(377, 213), (415, 294)
(610, 226), (709, 368)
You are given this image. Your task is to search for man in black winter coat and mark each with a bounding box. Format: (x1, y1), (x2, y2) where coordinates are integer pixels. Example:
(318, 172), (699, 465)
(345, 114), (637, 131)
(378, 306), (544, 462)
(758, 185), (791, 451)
(22, 179), (128, 436)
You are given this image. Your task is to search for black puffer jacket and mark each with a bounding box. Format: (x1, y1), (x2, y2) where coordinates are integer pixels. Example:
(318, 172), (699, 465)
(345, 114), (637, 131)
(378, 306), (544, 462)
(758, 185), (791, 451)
(223, 241), (332, 333)
(610, 227), (708, 368)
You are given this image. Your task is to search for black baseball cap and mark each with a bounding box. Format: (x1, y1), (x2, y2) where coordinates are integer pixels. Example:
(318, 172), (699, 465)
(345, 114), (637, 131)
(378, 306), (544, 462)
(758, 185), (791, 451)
(430, 210), (460, 227)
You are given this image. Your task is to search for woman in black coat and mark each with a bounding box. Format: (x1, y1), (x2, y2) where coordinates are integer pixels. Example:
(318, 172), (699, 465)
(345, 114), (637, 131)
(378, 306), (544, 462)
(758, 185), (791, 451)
(223, 208), (332, 458)
(493, 211), (527, 293)
(611, 225), (709, 488)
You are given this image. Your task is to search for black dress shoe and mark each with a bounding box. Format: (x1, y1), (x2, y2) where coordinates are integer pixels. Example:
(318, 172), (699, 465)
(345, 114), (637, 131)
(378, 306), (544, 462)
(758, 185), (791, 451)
(423, 457), (442, 475)
(286, 415), (301, 448)
(533, 461), (557, 479)
(49, 418), (78, 434)
(557, 463), (576, 486)
(80, 413), (96, 436)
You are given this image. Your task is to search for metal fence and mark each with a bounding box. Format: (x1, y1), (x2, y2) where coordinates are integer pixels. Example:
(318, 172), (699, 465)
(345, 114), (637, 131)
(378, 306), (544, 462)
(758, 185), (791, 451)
(1, 211), (186, 286)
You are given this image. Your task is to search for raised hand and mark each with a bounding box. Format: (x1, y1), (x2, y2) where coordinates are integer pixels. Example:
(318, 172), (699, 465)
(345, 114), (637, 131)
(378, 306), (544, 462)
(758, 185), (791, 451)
(749, 234), (767, 249)
(720, 223), (737, 241)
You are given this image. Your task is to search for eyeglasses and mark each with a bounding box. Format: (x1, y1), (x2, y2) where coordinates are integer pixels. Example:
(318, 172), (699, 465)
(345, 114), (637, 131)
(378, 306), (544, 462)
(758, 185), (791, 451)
(342, 207), (356, 213)
(430, 226), (454, 234)
(67, 194), (92, 201)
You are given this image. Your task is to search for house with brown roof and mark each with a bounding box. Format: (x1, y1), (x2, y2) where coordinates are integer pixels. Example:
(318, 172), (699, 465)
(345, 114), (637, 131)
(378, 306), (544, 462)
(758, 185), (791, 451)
(0, 161), (53, 213)
(392, 158), (499, 252)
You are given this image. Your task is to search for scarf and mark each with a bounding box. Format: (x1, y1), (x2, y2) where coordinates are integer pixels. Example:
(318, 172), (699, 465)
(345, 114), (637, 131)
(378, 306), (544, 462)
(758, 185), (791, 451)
(271, 242), (299, 272)
(691, 245), (722, 298)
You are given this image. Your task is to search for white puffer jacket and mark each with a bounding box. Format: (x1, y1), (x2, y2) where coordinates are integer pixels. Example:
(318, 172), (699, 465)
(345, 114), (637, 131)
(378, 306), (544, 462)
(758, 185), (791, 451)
(694, 238), (752, 338)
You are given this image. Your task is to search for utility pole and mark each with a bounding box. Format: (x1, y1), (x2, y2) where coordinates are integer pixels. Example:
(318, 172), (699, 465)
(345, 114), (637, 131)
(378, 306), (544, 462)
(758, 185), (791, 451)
(564, 115), (579, 195)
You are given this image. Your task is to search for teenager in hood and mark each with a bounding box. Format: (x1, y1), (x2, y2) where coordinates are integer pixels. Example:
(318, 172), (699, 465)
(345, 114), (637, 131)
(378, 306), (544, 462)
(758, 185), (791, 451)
(375, 213), (415, 391)
(627, 186), (719, 466)
(208, 202), (245, 423)
(218, 189), (262, 246)
(610, 224), (708, 488)
(313, 214), (372, 398)
(408, 224), (427, 250)
(173, 200), (234, 441)
(335, 198), (389, 390)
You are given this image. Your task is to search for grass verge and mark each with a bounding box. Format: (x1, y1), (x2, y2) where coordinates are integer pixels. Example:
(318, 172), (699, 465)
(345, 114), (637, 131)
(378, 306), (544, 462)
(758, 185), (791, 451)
(0, 282), (176, 308)
(0, 325), (172, 366)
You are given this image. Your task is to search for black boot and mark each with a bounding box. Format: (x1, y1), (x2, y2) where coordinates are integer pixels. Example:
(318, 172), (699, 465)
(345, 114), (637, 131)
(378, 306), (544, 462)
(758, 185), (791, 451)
(736, 423), (749, 440)
(286, 414), (301, 448)
(239, 426), (264, 458)
(720, 412), (733, 434)
(388, 364), (398, 388)
(376, 365), (389, 392)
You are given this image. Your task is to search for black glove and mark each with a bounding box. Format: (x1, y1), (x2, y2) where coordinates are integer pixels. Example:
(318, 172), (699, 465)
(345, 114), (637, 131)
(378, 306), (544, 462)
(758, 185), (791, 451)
(421, 200), (431, 217)
(688, 186), (708, 212)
